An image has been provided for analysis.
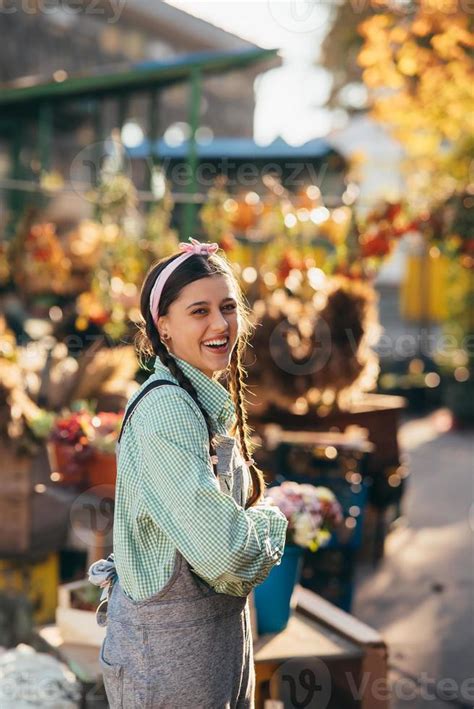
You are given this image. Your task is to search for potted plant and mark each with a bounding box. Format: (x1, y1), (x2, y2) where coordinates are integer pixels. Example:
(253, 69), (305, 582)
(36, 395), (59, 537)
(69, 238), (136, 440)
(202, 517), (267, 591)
(86, 411), (123, 492)
(47, 409), (95, 487)
(254, 481), (343, 634)
(47, 408), (124, 491)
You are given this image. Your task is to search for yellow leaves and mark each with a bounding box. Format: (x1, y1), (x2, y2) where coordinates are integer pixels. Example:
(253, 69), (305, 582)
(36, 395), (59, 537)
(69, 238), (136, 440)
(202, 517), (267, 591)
(412, 17), (433, 37)
(358, 47), (379, 67)
(396, 41), (433, 77)
(358, 14), (391, 39)
(398, 54), (418, 76)
(362, 64), (405, 89)
(390, 25), (409, 43)
(431, 28), (469, 60)
(421, 0), (460, 16)
(408, 132), (442, 158)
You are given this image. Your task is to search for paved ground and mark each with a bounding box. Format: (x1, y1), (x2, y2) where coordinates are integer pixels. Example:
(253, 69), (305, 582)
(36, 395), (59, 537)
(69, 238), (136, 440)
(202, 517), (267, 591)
(353, 408), (474, 708)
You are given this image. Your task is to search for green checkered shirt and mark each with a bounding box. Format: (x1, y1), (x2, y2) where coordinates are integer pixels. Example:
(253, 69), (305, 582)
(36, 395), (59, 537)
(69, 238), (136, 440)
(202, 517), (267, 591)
(113, 354), (288, 601)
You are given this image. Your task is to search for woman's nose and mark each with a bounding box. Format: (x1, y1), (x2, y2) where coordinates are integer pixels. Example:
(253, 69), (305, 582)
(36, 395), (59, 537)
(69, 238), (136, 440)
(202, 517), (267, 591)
(209, 309), (230, 331)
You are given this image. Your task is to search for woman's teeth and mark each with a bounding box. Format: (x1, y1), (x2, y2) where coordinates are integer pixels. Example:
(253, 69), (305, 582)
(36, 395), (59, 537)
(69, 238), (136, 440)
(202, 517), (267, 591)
(202, 337), (229, 352)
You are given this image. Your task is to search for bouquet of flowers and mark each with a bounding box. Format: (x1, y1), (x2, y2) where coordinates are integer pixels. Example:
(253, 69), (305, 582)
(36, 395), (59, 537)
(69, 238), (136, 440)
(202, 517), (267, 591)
(266, 481), (343, 552)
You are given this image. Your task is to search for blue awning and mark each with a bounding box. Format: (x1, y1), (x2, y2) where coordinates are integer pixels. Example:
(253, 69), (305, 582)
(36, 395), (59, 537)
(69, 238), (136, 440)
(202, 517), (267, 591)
(128, 136), (334, 160)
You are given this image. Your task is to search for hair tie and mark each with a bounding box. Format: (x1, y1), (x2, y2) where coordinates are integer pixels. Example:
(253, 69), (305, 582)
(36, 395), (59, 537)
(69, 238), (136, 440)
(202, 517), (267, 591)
(149, 237), (219, 329)
(245, 458), (255, 466)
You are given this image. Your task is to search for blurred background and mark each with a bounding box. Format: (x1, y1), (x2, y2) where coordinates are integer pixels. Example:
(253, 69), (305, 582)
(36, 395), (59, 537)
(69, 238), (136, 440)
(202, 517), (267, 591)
(0, 1), (472, 707)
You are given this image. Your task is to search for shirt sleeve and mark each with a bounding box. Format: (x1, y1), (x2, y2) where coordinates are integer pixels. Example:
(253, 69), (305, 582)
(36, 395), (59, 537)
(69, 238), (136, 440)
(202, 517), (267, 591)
(134, 388), (288, 597)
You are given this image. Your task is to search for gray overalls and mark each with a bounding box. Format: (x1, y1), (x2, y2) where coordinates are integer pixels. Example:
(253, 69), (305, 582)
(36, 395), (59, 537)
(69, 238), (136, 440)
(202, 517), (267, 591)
(98, 380), (256, 708)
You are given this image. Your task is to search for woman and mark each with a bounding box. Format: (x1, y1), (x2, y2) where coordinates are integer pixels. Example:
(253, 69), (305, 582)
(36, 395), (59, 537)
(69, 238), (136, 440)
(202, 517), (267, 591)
(89, 237), (288, 708)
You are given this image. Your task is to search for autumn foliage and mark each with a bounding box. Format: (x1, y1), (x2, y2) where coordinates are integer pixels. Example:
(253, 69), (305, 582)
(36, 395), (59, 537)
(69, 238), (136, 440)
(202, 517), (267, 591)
(358, 0), (474, 200)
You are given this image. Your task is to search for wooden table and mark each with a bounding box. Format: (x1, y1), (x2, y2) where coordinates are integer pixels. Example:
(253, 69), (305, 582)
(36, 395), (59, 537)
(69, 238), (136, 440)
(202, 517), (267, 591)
(34, 586), (388, 709)
(254, 586), (388, 709)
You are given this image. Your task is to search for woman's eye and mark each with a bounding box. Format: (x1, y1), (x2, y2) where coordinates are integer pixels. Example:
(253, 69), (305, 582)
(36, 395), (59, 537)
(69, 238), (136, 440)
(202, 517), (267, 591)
(192, 304), (236, 315)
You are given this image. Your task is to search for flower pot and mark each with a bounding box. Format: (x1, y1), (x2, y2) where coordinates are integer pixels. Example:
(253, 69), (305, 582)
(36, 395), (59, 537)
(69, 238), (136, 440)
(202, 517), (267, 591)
(87, 451), (117, 496)
(254, 544), (304, 634)
(46, 441), (90, 487)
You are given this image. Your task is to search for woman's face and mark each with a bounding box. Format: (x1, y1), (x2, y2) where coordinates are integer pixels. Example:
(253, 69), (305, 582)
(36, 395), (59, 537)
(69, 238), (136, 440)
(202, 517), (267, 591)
(157, 274), (240, 378)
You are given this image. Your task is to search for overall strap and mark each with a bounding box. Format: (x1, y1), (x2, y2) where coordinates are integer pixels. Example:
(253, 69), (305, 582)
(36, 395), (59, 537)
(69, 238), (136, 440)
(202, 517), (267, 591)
(117, 379), (179, 444)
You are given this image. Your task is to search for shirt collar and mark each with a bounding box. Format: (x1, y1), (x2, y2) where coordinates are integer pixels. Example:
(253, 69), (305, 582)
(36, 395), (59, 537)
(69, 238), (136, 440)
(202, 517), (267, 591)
(154, 355), (236, 429)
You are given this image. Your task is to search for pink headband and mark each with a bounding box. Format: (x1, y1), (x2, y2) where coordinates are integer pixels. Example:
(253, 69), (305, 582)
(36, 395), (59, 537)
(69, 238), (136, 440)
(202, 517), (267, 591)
(149, 237), (219, 327)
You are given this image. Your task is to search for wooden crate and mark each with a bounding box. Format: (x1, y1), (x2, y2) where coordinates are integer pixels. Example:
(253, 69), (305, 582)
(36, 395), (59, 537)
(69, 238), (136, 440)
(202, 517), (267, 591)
(0, 446), (32, 554)
(0, 444), (70, 557)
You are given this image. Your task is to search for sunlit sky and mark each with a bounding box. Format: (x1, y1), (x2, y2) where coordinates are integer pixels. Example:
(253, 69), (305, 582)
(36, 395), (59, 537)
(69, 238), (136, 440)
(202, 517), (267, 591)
(164, 1), (336, 145)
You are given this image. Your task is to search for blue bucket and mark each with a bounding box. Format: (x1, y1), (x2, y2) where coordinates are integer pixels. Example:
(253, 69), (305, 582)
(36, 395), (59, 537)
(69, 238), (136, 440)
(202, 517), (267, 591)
(254, 544), (304, 634)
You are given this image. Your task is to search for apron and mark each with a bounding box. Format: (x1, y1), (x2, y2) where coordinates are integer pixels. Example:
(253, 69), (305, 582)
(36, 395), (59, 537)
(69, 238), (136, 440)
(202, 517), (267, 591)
(98, 381), (255, 708)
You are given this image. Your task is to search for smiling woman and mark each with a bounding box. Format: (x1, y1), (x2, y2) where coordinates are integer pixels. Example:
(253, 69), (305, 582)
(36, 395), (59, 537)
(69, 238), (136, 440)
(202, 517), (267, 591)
(90, 237), (288, 708)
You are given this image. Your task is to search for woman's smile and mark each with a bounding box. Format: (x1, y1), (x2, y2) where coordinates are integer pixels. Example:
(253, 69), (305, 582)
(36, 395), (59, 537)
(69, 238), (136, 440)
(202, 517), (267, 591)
(201, 335), (230, 355)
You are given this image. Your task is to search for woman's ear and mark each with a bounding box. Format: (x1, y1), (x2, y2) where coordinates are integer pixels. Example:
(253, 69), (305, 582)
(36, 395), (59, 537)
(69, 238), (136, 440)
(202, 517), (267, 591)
(157, 316), (169, 341)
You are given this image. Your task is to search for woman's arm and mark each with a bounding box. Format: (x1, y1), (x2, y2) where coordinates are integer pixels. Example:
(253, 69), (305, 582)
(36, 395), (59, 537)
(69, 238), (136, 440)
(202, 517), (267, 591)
(134, 388), (288, 596)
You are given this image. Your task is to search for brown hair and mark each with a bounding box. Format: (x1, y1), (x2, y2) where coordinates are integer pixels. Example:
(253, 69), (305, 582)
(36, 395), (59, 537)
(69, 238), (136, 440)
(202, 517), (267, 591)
(134, 249), (265, 508)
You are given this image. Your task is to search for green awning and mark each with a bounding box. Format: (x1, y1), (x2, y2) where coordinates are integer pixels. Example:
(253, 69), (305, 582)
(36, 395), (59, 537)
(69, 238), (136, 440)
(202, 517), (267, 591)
(0, 47), (278, 108)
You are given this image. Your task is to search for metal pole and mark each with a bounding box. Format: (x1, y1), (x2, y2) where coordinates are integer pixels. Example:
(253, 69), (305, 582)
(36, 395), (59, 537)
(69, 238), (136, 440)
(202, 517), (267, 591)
(117, 94), (129, 133)
(6, 119), (24, 237)
(93, 98), (104, 189)
(38, 102), (53, 174)
(182, 68), (201, 238)
(147, 88), (160, 209)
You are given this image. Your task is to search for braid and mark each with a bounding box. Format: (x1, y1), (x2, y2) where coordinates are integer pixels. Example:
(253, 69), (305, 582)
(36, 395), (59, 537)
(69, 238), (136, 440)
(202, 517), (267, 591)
(229, 346), (265, 508)
(147, 322), (218, 475)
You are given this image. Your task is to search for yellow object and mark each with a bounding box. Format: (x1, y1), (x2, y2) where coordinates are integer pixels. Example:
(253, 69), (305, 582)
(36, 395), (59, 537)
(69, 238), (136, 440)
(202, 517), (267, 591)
(400, 251), (451, 321)
(0, 552), (59, 625)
